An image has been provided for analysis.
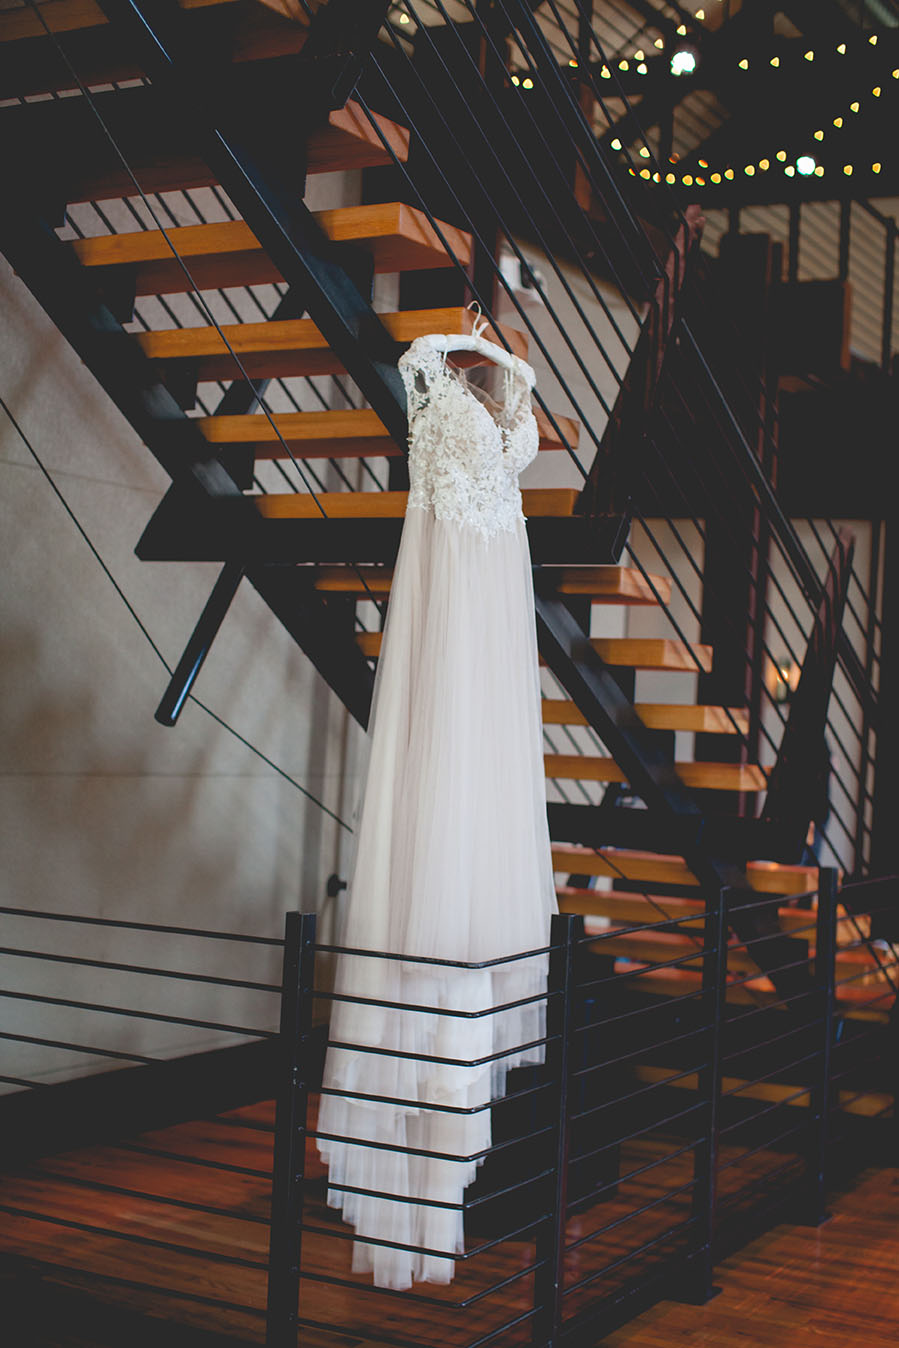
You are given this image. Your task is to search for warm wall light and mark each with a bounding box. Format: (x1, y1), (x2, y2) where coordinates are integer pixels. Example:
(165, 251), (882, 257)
(766, 656), (800, 703)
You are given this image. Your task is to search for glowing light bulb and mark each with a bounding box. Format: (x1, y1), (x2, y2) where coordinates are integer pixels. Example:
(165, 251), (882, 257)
(837, 42), (846, 54)
(814, 165), (824, 177)
(652, 172), (660, 182)
(695, 176), (706, 185)
(637, 62), (648, 74)
(696, 9), (705, 19)
(873, 162), (882, 173)
(639, 145), (651, 157)
(698, 158), (709, 168)
(522, 77), (534, 89)
(770, 56), (780, 67)
(511, 75), (520, 85)
(760, 158), (770, 171)
(870, 34), (878, 45)
(850, 101), (860, 112)
(785, 165), (795, 176)
(796, 155), (816, 176)
(619, 59), (629, 70)
(666, 172), (676, 183)
(635, 50), (645, 61)
(724, 168), (735, 180)
(814, 130), (824, 141)
(601, 65), (611, 78)
(804, 49), (814, 61)
(640, 168), (651, 178)
(776, 150), (787, 161)
(745, 164), (755, 176)
(677, 24), (687, 36)
(738, 58), (749, 69)
(873, 87), (882, 97)
(654, 38), (664, 50)
(894, 69), (899, 78)
(833, 116), (843, 127)
(670, 49), (697, 76)
(568, 58), (578, 68)
(683, 174), (694, 185)
(711, 172), (721, 183)
(399, 12), (410, 23)
(843, 164), (853, 175)
(610, 137), (622, 150)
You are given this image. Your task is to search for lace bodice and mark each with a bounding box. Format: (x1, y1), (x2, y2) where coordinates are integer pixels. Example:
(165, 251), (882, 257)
(398, 336), (539, 538)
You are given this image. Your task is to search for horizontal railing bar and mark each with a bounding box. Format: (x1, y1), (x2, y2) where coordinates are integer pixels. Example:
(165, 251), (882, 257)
(577, 948), (717, 991)
(0, 904), (282, 946)
(835, 960), (899, 989)
(565, 1138), (700, 1222)
(715, 1119), (812, 1179)
(720, 1018), (819, 1066)
(0, 988), (277, 1039)
(297, 1210), (543, 1263)
(569, 1062), (710, 1123)
(0, 1029), (155, 1064)
(318, 1076), (551, 1116)
(0, 1204), (267, 1270)
(298, 1256), (545, 1308)
(562, 1214), (699, 1299)
(117, 1142), (272, 1180)
(324, 1033), (552, 1067)
(570, 1100), (706, 1166)
(315, 942), (554, 969)
(308, 1122), (552, 1165)
(566, 1175), (698, 1257)
(313, 987), (552, 1018)
(0, 944), (280, 992)
(570, 1020), (713, 1073)
(723, 956), (815, 993)
(720, 1049), (820, 1101)
(718, 1084), (813, 1138)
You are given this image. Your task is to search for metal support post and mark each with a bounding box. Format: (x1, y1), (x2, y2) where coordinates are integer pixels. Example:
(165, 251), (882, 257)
(534, 912), (579, 1347)
(803, 868), (838, 1225)
(680, 885), (728, 1304)
(266, 911), (317, 1348)
(155, 562), (246, 725)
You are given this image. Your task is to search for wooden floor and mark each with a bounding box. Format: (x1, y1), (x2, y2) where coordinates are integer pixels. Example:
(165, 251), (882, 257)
(1, 1099), (896, 1347)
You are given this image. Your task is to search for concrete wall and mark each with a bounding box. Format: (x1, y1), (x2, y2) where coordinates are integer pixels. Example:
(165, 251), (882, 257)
(0, 209), (368, 1090)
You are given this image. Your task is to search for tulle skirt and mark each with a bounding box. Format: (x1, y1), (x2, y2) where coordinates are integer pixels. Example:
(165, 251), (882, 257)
(317, 506), (556, 1290)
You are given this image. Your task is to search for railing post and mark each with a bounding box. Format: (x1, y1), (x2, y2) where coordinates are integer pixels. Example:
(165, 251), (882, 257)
(266, 911), (317, 1348)
(803, 868), (838, 1225)
(682, 885), (728, 1304)
(534, 912), (579, 1347)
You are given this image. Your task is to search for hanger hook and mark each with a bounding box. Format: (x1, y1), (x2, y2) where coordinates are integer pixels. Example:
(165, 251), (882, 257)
(466, 299), (490, 340)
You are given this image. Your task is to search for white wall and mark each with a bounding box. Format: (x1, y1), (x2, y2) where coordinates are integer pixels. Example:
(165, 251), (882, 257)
(0, 244), (368, 1092)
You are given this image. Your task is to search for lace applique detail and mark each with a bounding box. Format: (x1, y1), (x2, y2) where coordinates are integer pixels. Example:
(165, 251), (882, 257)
(398, 336), (539, 538)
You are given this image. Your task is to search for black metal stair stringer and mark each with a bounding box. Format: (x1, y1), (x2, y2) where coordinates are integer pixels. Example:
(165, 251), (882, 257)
(535, 588), (811, 999)
(0, 194), (376, 729)
(95, 0), (407, 446)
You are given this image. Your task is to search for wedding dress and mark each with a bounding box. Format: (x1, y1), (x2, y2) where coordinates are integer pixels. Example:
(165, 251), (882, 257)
(317, 333), (557, 1291)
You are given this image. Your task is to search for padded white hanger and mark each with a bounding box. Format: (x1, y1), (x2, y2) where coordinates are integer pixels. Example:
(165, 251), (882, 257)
(417, 304), (537, 389)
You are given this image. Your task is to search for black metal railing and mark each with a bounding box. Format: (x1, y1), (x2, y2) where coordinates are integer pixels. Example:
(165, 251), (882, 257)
(265, 869), (897, 1347)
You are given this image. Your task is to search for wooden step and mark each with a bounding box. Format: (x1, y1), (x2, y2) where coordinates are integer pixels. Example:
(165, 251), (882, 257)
(312, 564), (666, 604)
(136, 308), (523, 382)
(556, 886), (865, 946)
(611, 962), (891, 1019)
(352, 628), (707, 670)
(551, 846), (820, 896)
(261, 488), (579, 524)
(65, 100), (409, 202)
(597, 929), (763, 976)
(544, 755), (767, 792)
(204, 405), (578, 459)
(1, 0), (258, 42)
(542, 701), (749, 734)
(591, 638), (712, 673)
(76, 206), (466, 300)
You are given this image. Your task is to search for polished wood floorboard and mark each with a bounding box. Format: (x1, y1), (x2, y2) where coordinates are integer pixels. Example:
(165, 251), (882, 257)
(1, 1097), (896, 1346)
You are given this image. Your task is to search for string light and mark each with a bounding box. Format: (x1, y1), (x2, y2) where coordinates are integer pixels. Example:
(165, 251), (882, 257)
(696, 8), (705, 18)
(833, 116), (843, 127)
(815, 165), (825, 177)
(619, 59), (629, 70)
(635, 49), (645, 61)
(671, 49), (697, 76)
(844, 164), (853, 175)
(683, 174), (693, 185)
(814, 130), (825, 140)
(873, 86), (882, 97)
(785, 165), (796, 176)
(676, 24), (687, 36)
(850, 100), (860, 112)
(511, 74), (520, 85)
(837, 42), (846, 54)
(640, 168), (651, 178)
(745, 164), (755, 175)
(698, 158), (709, 168)
(724, 168), (735, 179)
(654, 38), (664, 49)
(639, 145), (651, 157)
(893, 69), (899, 79)
(637, 63), (648, 74)
(711, 172), (721, 182)
(522, 77), (533, 89)
(805, 50), (814, 61)
(568, 58), (578, 68)
(738, 58), (749, 69)
(399, 12), (410, 23)
(796, 155), (816, 176)
(776, 150), (787, 161)
(770, 56), (780, 67)
(870, 34), (878, 45)
(759, 157), (770, 170)
(601, 65), (611, 78)
(666, 172), (676, 183)
(873, 162), (882, 173)
(610, 138), (622, 150)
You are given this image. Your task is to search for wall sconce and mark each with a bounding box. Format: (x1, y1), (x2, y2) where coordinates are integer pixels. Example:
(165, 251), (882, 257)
(766, 655), (800, 703)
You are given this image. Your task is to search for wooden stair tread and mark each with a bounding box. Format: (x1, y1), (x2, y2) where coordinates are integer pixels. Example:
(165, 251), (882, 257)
(349, 632), (710, 673)
(1, 0), (249, 42)
(556, 886), (863, 946)
(73, 203), (463, 296)
(135, 308), (525, 382)
(616, 965), (891, 1020)
(65, 101), (408, 202)
(595, 929), (763, 975)
(591, 637), (713, 673)
(551, 846), (820, 896)
(259, 488), (579, 523)
(205, 406), (577, 459)
(544, 755), (767, 792)
(542, 701), (749, 733)
(312, 564), (666, 604)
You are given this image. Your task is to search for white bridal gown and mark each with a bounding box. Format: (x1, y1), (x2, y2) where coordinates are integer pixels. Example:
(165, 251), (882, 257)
(317, 335), (557, 1290)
